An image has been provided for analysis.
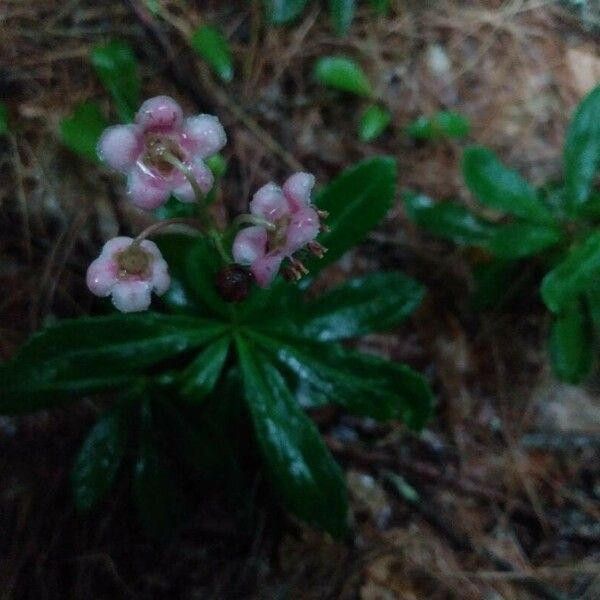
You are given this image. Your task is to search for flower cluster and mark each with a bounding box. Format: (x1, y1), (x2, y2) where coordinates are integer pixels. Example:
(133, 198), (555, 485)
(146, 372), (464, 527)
(87, 96), (327, 312)
(232, 173), (326, 288)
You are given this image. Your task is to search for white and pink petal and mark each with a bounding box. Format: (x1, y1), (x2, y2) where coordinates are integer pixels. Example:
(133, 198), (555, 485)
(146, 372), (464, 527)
(150, 258), (171, 296)
(283, 172), (315, 211)
(135, 96), (183, 132)
(232, 226), (268, 266)
(86, 256), (118, 297)
(97, 124), (142, 172)
(171, 158), (214, 203)
(111, 281), (153, 313)
(101, 236), (135, 257)
(183, 114), (227, 158)
(127, 165), (171, 210)
(250, 183), (288, 221)
(251, 254), (284, 288)
(284, 206), (320, 254)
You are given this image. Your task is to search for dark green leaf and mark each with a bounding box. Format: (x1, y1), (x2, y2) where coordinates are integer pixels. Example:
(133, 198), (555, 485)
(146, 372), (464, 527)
(185, 237), (234, 318)
(236, 335), (348, 538)
(471, 259), (519, 310)
(368, 0), (390, 15)
(154, 196), (200, 221)
(133, 401), (187, 537)
(359, 104), (391, 142)
(191, 25), (234, 82)
(564, 84), (600, 210)
(205, 153), (228, 179)
(541, 230), (600, 313)
(297, 271), (424, 341)
(406, 111), (470, 140)
(154, 234), (203, 313)
(248, 330), (434, 430)
(60, 102), (108, 161)
(0, 313), (225, 413)
(462, 146), (553, 223)
(161, 399), (244, 489)
(574, 191), (600, 219)
(264, 0), (309, 24)
(585, 280), (600, 331)
(236, 278), (303, 323)
(404, 190), (496, 245)
(313, 56), (372, 97)
(0, 102), (8, 134)
(181, 336), (230, 402)
(307, 157), (396, 275)
(72, 403), (129, 512)
(154, 234), (231, 318)
(549, 301), (593, 383)
(486, 222), (564, 259)
(91, 40), (140, 122)
(329, 0), (356, 35)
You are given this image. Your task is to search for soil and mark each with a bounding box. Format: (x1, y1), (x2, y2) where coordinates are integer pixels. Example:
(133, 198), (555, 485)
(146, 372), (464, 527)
(1, 1), (600, 598)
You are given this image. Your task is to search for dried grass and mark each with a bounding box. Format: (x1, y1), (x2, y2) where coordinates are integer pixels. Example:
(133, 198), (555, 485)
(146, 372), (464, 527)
(1, 0), (599, 597)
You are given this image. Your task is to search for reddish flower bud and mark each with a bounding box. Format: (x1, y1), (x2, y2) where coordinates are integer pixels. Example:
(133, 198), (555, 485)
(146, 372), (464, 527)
(215, 264), (254, 302)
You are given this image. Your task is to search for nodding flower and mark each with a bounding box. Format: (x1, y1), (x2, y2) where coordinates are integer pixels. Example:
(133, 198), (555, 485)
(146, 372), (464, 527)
(97, 96), (226, 210)
(232, 172), (328, 288)
(86, 237), (170, 313)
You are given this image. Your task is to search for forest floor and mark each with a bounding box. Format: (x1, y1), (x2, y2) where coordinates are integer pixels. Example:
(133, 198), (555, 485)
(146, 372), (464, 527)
(1, 0), (600, 598)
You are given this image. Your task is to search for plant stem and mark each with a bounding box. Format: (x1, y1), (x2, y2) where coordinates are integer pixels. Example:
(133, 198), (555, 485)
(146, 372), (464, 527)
(132, 218), (205, 245)
(210, 229), (232, 263)
(230, 213), (277, 232)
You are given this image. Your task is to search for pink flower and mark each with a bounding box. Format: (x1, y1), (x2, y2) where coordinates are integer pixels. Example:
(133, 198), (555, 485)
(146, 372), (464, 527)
(232, 172), (326, 288)
(97, 96), (226, 210)
(86, 236), (170, 313)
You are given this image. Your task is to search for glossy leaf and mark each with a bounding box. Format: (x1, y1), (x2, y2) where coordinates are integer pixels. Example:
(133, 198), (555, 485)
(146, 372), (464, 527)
(155, 234), (231, 318)
(574, 191), (600, 219)
(462, 147), (553, 224)
(564, 84), (600, 209)
(368, 0), (390, 15)
(91, 40), (140, 122)
(60, 102), (108, 161)
(486, 222), (564, 259)
(72, 403), (129, 512)
(236, 336), (348, 538)
(181, 336), (230, 402)
(191, 25), (234, 82)
(162, 399), (244, 488)
(0, 102), (8, 134)
(585, 280), (600, 331)
(313, 56), (372, 97)
(329, 0), (356, 35)
(407, 111), (470, 140)
(236, 277), (303, 323)
(297, 271), (424, 341)
(185, 237), (234, 318)
(307, 157), (396, 275)
(359, 104), (391, 142)
(133, 401), (187, 537)
(404, 190), (496, 245)
(153, 196), (200, 221)
(154, 234), (203, 313)
(264, 0), (309, 24)
(471, 259), (519, 310)
(541, 230), (600, 313)
(249, 330), (434, 430)
(0, 313), (224, 412)
(549, 301), (593, 383)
